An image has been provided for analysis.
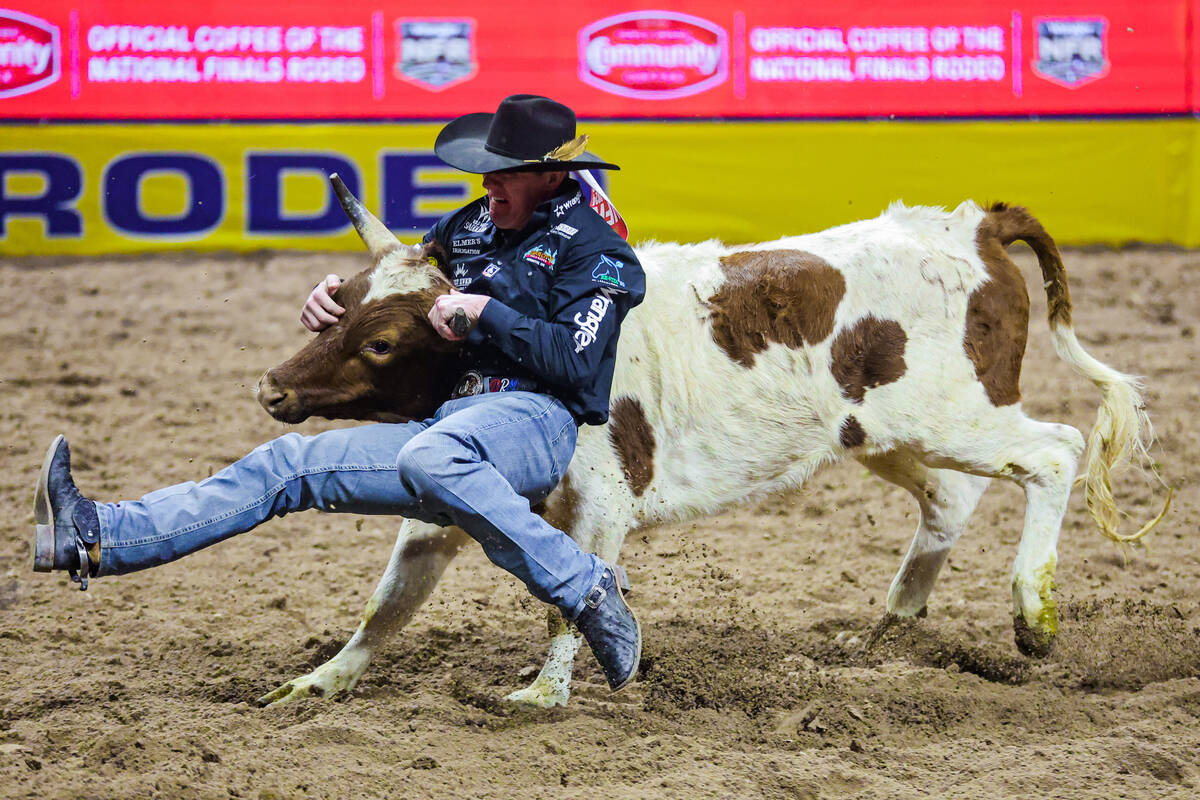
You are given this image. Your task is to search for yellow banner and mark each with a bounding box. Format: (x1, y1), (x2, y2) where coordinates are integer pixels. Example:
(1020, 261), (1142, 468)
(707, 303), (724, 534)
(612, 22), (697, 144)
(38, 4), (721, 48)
(2, 118), (1197, 256)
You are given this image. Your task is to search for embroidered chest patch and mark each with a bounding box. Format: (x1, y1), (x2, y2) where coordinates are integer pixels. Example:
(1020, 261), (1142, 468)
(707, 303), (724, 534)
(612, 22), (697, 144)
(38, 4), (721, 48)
(524, 245), (557, 270)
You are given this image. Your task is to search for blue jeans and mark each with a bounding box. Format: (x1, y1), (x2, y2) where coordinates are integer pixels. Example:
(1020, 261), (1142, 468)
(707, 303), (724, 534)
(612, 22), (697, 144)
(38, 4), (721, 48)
(93, 392), (604, 619)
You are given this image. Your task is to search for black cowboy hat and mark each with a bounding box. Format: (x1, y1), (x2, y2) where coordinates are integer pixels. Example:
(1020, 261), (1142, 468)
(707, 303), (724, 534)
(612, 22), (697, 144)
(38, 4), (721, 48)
(434, 94), (619, 174)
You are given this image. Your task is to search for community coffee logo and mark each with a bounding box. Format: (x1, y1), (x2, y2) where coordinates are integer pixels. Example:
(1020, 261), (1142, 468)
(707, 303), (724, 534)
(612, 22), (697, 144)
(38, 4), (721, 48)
(1033, 17), (1109, 88)
(0, 8), (61, 99)
(579, 11), (728, 100)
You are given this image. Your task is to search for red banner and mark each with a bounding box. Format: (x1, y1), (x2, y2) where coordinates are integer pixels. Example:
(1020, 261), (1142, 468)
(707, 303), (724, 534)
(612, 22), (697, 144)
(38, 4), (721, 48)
(0, 1), (1192, 119)
(1191, 0), (1200, 112)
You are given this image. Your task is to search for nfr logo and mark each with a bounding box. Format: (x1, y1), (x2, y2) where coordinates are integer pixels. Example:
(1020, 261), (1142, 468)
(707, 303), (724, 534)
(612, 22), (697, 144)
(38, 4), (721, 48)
(0, 152), (470, 239)
(1033, 18), (1109, 88)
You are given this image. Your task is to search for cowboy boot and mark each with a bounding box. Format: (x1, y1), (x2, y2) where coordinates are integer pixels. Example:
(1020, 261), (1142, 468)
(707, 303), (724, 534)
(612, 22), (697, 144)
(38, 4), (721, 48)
(33, 435), (101, 590)
(574, 565), (642, 691)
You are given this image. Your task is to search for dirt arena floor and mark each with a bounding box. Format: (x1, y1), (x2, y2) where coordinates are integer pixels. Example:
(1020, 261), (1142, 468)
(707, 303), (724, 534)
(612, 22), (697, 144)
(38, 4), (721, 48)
(0, 241), (1196, 800)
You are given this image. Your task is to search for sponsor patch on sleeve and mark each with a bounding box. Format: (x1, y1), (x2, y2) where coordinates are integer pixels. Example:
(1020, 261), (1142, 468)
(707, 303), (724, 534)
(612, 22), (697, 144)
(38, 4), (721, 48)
(591, 254), (627, 290)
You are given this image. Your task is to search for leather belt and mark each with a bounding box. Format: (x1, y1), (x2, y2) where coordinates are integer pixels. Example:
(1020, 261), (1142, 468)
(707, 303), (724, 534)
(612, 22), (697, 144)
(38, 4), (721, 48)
(450, 370), (542, 399)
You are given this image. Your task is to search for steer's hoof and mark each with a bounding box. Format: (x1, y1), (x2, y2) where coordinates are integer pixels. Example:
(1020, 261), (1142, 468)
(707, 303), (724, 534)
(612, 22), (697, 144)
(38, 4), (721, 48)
(257, 675), (345, 707)
(257, 684), (291, 707)
(504, 680), (569, 709)
(256, 649), (370, 707)
(257, 681), (312, 707)
(1013, 615), (1056, 658)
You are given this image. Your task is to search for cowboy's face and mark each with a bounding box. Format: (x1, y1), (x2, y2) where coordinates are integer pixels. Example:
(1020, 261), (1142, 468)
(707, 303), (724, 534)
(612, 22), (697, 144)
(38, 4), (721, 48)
(482, 170), (565, 230)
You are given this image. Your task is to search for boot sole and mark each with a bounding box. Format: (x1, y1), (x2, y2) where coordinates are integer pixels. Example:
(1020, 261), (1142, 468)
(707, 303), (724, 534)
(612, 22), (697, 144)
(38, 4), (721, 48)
(32, 434), (64, 572)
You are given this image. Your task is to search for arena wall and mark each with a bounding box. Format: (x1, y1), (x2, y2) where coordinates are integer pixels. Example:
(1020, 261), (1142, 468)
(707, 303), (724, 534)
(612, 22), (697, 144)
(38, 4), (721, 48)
(3, 118), (1198, 255)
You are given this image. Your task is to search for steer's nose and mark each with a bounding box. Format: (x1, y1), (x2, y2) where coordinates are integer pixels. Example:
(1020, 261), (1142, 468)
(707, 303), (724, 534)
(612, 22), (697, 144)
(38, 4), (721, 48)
(257, 372), (295, 419)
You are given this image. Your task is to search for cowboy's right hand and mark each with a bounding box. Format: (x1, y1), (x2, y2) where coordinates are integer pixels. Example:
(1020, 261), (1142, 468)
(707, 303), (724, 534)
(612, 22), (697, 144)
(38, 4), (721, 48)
(301, 274), (345, 331)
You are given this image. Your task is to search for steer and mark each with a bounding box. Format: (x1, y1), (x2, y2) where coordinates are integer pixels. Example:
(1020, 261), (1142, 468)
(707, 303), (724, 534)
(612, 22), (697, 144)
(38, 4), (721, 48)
(255, 177), (1166, 708)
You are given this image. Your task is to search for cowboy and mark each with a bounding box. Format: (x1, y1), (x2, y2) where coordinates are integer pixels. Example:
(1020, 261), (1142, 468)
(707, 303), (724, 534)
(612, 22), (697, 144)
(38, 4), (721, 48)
(33, 95), (646, 692)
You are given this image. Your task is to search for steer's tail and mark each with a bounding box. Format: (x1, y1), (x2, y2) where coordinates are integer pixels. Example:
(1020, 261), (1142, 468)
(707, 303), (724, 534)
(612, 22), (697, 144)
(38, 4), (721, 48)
(983, 202), (1171, 546)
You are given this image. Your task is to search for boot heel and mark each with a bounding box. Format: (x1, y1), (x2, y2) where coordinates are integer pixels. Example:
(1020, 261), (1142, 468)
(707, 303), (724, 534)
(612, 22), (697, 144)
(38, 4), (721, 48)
(33, 523), (55, 571)
(33, 437), (61, 572)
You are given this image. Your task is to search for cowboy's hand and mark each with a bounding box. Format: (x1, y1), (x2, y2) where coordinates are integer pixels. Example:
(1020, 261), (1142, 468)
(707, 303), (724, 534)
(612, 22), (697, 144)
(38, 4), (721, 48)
(301, 274), (345, 332)
(429, 293), (490, 341)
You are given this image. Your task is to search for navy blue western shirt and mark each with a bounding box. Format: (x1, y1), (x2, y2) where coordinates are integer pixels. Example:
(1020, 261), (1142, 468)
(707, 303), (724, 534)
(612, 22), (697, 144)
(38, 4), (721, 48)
(424, 179), (645, 425)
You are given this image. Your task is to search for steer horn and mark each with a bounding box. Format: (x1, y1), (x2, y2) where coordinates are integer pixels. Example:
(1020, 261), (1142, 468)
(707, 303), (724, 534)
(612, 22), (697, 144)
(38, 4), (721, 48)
(331, 173), (401, 262)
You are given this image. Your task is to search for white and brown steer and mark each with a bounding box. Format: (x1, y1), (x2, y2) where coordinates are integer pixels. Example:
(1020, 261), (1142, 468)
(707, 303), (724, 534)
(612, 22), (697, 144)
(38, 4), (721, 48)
(255, 179), (1164, 708)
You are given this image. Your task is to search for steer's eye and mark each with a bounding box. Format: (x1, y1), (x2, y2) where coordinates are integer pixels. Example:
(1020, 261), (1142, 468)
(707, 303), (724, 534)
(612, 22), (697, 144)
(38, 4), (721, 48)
(367, 340), (391, 355)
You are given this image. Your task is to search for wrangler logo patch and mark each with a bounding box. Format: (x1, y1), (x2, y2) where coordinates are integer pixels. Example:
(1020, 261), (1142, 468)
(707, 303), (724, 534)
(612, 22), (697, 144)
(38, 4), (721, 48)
(573, 285), (620, 353)
(553, 192), (582, 218)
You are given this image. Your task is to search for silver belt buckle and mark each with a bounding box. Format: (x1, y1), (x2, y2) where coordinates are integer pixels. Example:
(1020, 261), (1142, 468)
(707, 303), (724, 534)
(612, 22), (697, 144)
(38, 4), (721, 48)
(453, 370), (484, 398)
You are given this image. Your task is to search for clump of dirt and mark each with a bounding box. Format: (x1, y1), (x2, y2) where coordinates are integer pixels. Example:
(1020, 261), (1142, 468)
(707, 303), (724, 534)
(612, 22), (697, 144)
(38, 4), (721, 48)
(640, 619), (818, 716)
(1049, 598), (1200, 690)
(365, 621), (538, 697)
(856, 614), (1032, 684)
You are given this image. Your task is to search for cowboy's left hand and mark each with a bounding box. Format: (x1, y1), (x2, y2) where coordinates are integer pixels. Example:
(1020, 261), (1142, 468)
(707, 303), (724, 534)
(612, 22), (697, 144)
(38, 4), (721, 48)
(429, 292), (490, 341)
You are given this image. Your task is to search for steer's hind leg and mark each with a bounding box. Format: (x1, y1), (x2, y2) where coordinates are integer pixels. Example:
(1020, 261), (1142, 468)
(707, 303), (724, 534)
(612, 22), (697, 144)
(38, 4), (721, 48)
(258, 519), (469, 706)
(1001, 420), (1084, 657)
(859, 451), (991, 618)
(905, 410), (1085, 657)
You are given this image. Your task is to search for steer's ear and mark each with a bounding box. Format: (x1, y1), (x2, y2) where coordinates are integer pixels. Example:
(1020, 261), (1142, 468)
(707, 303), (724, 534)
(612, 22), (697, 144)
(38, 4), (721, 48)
(420, 240), (449, 270)
(330, 173), (402, 263)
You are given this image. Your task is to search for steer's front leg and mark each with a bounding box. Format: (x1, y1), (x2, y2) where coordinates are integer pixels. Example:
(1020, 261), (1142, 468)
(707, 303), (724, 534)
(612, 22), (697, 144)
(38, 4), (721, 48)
(258, 519), (469, 706)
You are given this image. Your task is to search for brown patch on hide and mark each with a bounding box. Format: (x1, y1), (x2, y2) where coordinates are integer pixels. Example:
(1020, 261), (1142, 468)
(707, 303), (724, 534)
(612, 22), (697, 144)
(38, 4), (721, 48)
(707, 249), (845, 367)
(839, 415), (866, 449)
(967, 204), (1035, 407)
(536, 475), (580, 537)
(400, 527), (470, 560)
(830, 317), (908, 403)
(609, 397), (656, 497)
